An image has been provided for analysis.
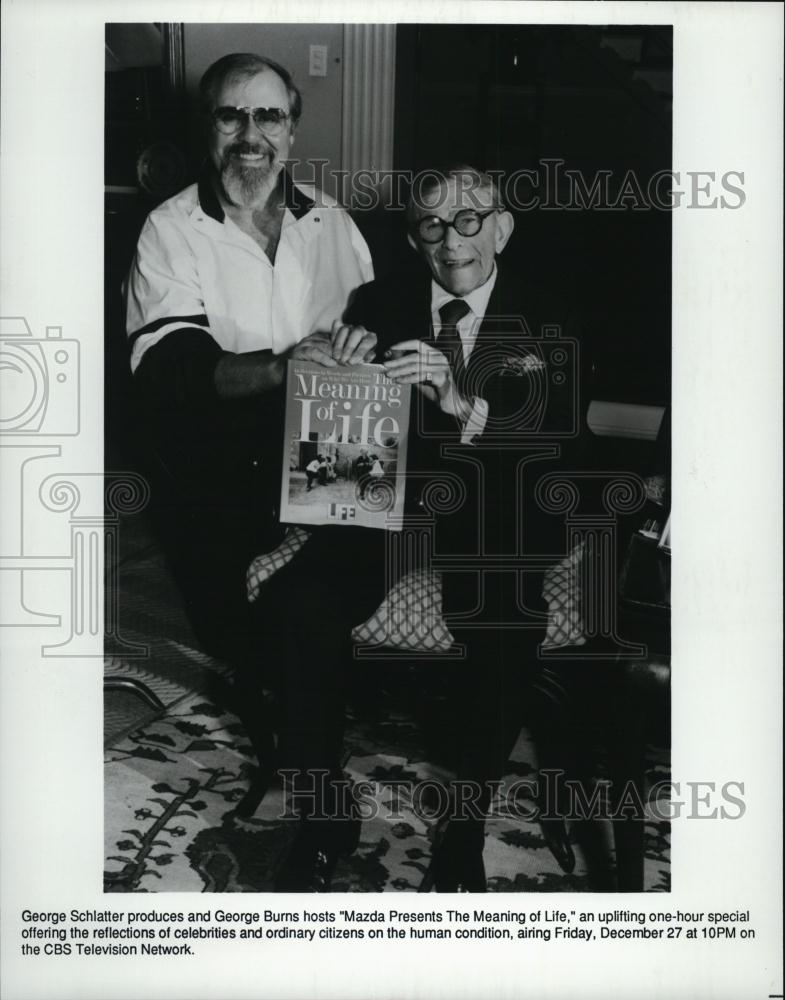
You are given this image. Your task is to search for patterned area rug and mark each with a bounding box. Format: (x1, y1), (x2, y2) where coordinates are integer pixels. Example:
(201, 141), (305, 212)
(104, 689), (670, 894)
(105, 511), (670, 894)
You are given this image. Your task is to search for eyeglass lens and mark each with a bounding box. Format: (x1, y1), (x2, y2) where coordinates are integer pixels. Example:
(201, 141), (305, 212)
(213, 107), (288, 135)
(417, 210), (492, 243)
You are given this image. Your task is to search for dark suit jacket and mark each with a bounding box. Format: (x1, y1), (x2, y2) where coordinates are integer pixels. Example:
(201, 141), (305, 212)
(345, 261), (586, 629)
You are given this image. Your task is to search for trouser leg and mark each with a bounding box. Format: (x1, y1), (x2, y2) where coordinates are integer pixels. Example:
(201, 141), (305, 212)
(441, 568), (546, 806)
(447, 625), (540, 818)
(247, 526), (389, 814)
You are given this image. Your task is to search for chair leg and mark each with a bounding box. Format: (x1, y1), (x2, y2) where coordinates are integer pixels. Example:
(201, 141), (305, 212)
(612, 814), (645, 892)
(608, 734), (647, 892)
(104, 676), (164, 711)
(606, 662), (650, 892)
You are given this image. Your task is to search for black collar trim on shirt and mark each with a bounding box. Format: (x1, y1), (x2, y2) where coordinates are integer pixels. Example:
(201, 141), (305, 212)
(197, 168), (314, 223)
(281, 170), (315, 219)
(197, 170), (225, 223)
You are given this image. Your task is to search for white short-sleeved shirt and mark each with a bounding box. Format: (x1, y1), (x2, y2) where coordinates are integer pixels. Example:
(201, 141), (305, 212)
(125, 172), (374, 372)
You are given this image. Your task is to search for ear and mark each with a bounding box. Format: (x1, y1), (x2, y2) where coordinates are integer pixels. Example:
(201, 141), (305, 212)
(406, 232), (418, 253)
(494, 210), (515, 254)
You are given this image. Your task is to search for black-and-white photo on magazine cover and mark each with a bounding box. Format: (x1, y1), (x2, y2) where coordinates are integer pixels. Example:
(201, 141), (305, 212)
(1, 3), (781, 999)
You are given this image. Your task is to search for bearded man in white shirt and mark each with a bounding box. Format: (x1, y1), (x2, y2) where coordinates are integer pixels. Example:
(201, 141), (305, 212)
(125, 53), (379, 890)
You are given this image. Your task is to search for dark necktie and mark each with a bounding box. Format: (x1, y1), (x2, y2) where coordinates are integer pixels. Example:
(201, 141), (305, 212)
(436, 298), (471, 384)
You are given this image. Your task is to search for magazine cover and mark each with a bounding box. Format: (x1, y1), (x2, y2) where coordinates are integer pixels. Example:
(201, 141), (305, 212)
(280, 360), (410, 529)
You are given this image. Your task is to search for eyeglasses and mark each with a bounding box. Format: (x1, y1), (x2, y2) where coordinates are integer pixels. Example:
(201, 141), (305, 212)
(211, 106), (291, 136)
(414, 209), (498, 244)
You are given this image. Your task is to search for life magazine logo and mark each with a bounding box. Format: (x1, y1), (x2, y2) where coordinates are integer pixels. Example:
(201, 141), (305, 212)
(0, 315), (147, 657)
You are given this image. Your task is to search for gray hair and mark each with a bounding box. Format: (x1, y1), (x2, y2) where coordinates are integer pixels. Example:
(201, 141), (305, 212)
(407, 163), (506, 225)
(199, 52), (303, 125)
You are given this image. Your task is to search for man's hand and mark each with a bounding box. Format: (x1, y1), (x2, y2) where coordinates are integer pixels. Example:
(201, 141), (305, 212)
(290, 323), (377, 368)
(290, 331), (340, 367)
(383, 339), (473, 421)
(329, 320), (377, 365)
(382, 338), (451, 389)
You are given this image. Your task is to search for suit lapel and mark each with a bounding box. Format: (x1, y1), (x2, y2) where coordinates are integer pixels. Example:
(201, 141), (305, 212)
(468, 263), (533, 376)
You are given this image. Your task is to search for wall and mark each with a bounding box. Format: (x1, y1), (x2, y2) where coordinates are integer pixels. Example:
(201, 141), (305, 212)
(184, 23), (345, 199)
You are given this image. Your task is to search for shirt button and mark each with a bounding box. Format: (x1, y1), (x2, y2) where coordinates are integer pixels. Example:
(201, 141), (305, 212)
(314, 217), (320, 223)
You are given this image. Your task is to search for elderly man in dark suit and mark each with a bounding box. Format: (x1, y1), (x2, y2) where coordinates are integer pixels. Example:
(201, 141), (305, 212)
(341, 163), (579, 890)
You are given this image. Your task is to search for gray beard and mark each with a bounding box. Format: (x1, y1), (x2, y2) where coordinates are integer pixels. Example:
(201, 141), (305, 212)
(221, 160), (279, 208)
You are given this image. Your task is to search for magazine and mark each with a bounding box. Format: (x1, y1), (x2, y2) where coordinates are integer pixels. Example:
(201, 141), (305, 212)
(280, 359), (411, 530)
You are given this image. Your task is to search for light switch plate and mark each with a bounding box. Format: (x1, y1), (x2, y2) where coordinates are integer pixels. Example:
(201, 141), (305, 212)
(309, 44), (327, 77)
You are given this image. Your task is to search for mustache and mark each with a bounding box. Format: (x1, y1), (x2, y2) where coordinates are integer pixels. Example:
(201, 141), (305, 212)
(224, 140), (273, 158)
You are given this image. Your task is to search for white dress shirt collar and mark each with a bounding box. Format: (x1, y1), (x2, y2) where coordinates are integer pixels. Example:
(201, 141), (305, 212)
(430, 263), (498, 326)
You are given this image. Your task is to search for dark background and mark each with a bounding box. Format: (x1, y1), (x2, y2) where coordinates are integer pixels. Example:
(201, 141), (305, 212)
(391, 25), (671, 414)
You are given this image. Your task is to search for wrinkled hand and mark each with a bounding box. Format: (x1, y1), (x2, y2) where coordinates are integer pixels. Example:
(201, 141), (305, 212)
(382, 339), (451, 390)
(383, 339), (473, 422)
(329, 320), (378, 365)
(290, 331), (339, 367)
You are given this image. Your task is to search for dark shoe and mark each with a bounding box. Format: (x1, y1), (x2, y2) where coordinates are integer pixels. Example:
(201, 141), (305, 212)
(539, 817), (576, 874)
(420, 822), (487, 893)
(274, 817), (361, 892)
